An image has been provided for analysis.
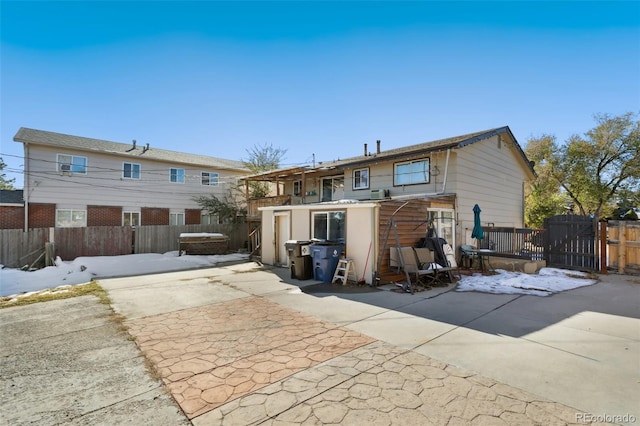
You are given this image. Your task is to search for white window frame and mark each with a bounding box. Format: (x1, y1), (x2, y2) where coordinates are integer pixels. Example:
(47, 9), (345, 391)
(201, 171), (219, 186)
(312, 210), (346, 243)
(293, 180), (302, 196)
(170, 212), (185, 226)
(123, 162), (141, 179)
(57, 154), (87, 174)
(321, 176), (344, 202)
(427, 208), (456, 248)
(56, 209), (87, 227)
(170, 168), (185, 184)
(201, 212), (220, 225)
(353, 168), (369, 190)
(394, 158), (430, 186)
(123, 211), (140, 226)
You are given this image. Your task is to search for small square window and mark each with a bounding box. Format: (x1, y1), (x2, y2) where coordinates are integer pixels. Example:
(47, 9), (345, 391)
(123, 163), (141, 179)
(170, 168), (185, 183)
(201, 172), (219, 186)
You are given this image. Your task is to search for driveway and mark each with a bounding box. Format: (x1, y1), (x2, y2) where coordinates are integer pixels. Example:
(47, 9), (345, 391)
(2, 262), (637, 425)
(100, 262), (638, 425)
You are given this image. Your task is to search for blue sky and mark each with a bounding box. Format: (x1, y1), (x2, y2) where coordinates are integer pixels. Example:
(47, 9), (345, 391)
(1, 1), (639, 189)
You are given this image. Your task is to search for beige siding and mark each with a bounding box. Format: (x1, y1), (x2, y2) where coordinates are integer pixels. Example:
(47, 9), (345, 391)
(260, 204), (377, 284)
(342, 151), (453, 200)
(451, 134), (531, 244)
(26, 145), (245, 210)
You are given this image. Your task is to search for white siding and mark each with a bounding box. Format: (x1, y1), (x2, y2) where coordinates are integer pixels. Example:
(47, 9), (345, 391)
(26, 145), (245, 210)
(450, 134), (532, 244)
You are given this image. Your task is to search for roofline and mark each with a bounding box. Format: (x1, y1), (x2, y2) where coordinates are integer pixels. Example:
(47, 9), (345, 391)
(246, 126), (536, 179)
(14, 127), (250, 172)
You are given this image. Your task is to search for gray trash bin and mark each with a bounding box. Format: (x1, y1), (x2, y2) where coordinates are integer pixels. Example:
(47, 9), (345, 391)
(310, 242), (344, 283)
(284, 240), (312, 280)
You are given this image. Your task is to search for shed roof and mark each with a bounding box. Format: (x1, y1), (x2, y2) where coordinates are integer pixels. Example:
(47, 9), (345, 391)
(0, 189), (24, 205)
(14, 127), (249, 172)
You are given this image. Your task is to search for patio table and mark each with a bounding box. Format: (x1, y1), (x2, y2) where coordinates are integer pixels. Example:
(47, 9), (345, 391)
(470, 248), (496, 273)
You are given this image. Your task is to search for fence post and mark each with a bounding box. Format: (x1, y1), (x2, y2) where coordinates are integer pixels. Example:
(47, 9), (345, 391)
(599, 221), (607, 274)
(618, 221), (626, 274)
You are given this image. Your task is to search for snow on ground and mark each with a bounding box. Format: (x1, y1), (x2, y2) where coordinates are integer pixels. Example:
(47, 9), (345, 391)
(0, 251), (249, 297)
(456, 267), (597, 296)
(1, 251), (597, 299)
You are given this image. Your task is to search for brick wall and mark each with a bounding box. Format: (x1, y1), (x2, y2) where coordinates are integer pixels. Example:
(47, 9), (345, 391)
(185, 209), (202, 225)
(142, 207), (169, 225)
(0, 206), (25, 229)
(29, 203), (56, 228)
(88, 205), (123, 226)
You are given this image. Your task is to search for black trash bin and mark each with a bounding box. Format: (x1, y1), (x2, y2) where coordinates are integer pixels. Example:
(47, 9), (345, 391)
(284, 240), (312, 280)
(310, 242), (344, 283)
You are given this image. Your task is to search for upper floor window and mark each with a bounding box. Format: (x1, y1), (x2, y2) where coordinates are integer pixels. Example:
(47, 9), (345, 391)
(293, 181), (302, 196)
(201, 172), (219, 186)
(170, 168), (185, 183)
(353, 168), (369, 190)
(394, 158), (430, 185)
(321, 176), (344, 202)
(56, 209), (86, 227)
(57, 154), (87, 174)
(123, 162), (141, 179)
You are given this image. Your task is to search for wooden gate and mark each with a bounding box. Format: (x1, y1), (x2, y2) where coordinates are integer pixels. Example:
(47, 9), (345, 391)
(543, 214), (598, 271)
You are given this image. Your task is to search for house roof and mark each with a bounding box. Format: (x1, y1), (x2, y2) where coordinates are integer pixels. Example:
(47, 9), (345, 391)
(320, 126), (532, 170)
(0, 189), (24, 205)
(244, 126), (535, 180)
(14, 127), (249, 172)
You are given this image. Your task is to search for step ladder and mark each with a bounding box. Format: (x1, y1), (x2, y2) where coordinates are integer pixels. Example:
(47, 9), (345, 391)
(332, 258), (357, 285)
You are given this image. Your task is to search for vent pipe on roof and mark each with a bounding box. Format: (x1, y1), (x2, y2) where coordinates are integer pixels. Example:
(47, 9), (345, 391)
(364, 143), (368, 156)
(142, 143), (150, 153)
(132, 139), (136, 148)
(376, 140), (381, 154)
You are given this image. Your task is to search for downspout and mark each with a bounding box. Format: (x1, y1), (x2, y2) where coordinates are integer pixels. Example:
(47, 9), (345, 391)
(440, 148), (451, 194)
(23, 143), (29, 231)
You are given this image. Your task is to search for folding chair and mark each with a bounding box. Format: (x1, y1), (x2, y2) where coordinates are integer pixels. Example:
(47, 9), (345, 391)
(415, 247), (455, 285)
(396, 247), (436, 291)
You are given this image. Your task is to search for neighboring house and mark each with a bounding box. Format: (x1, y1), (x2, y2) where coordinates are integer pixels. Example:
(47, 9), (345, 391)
(243, 126), (536, 284)
(11, 128), (249, 230)
(0, 189), (25, 229)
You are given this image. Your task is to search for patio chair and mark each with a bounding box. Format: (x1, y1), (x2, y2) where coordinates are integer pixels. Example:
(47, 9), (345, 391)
(415, 247), (457, 285)
(396, 247), (436, 291)
(459, 244), (478, 269)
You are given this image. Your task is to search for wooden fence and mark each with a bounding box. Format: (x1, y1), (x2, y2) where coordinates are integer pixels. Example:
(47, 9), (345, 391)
(0, 228), (49, 269)
(606, 220), (640, 275)
(0, 223), (248, 269)
(135, 223), (247, 254)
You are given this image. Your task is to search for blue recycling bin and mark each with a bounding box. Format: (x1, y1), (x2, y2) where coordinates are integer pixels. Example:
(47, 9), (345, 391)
(310, 243), (344, 283)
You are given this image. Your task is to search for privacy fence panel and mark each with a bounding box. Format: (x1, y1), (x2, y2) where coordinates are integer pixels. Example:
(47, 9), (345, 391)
(607, 220), (640, 275)
(0, 228), (49, 268)
(54, 226), (134, 261)
(134, 223), (247, 254)
(543, 214), (598, 272)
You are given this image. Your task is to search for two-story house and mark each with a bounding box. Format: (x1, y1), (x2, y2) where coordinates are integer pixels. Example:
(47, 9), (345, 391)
(242, 126), (536, 285)
(13, 128), (249, 230)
